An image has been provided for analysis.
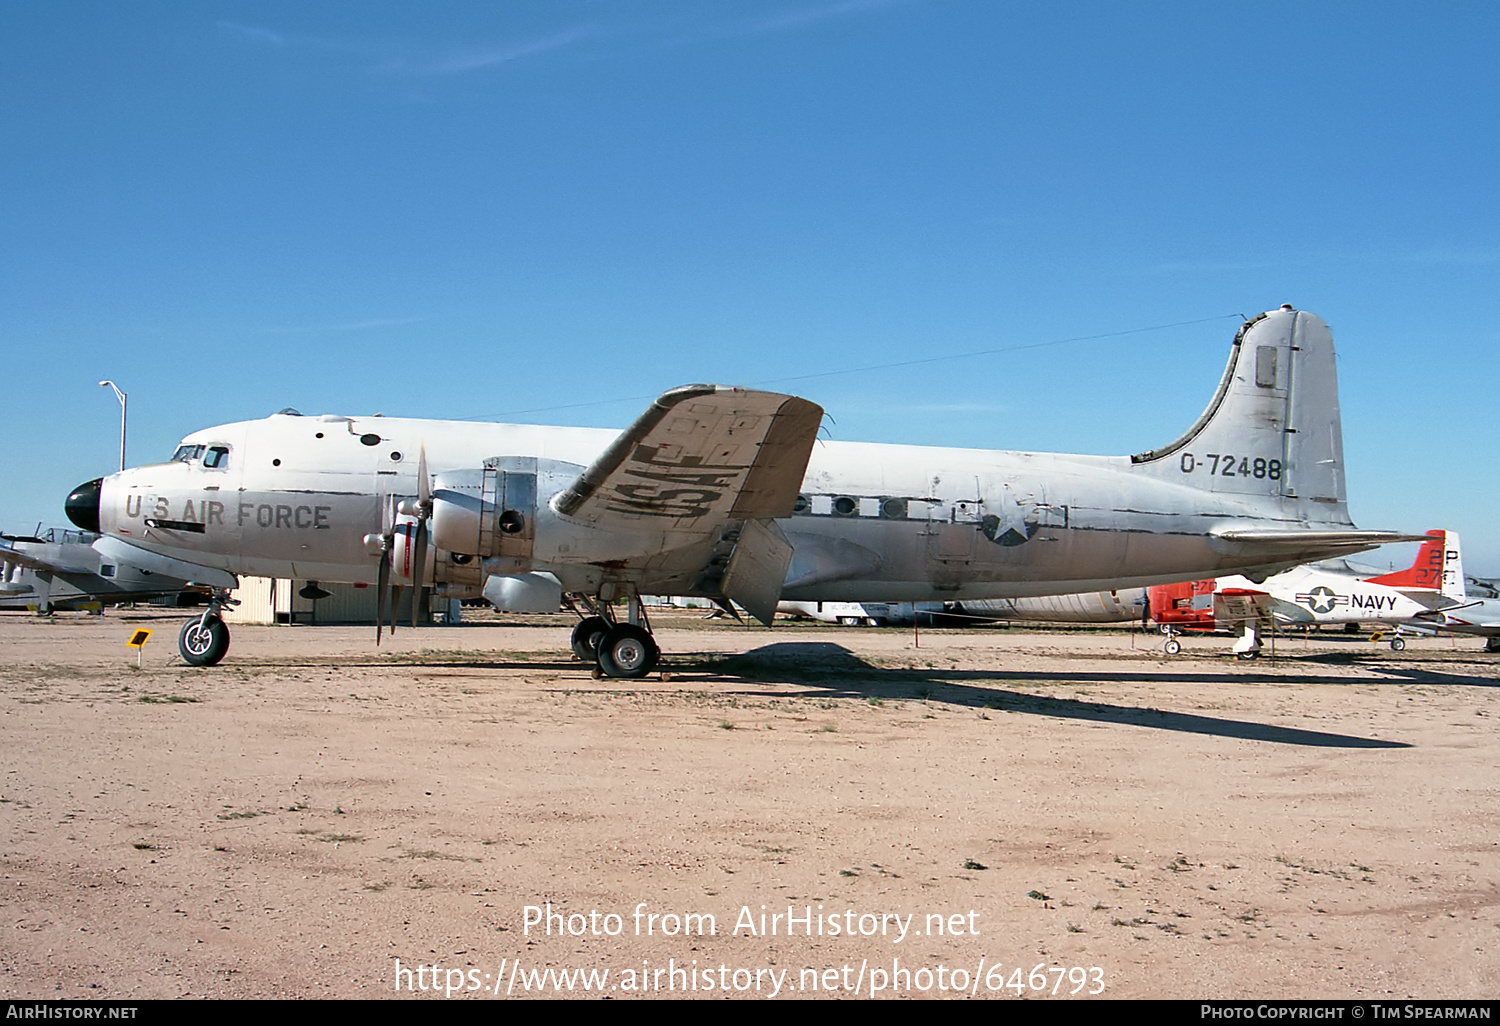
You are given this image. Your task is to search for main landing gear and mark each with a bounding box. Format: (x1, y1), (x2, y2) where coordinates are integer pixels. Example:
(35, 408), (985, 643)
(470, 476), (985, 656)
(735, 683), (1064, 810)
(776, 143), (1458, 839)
(1230, 624), (1263, 660)
(568, 591), (661, 679)
(178, 589), (239, 667)
(1161, 625), (1182, 657)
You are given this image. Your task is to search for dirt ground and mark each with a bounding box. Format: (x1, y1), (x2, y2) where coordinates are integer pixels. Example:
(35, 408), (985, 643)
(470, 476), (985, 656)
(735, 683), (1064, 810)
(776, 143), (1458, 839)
(1, 608), (1497, 1001)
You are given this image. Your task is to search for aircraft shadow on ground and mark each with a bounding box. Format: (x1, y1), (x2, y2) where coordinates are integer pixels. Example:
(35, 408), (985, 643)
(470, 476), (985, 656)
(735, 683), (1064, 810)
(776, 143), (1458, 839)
(262, 640), (1496, 747)
(671, 642), (1439, 749)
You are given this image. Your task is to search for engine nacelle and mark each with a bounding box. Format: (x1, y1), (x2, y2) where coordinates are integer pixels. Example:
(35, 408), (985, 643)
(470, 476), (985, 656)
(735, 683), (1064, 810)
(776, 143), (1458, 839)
(388, 516), (485, 590)
(428, 459), (540, 564)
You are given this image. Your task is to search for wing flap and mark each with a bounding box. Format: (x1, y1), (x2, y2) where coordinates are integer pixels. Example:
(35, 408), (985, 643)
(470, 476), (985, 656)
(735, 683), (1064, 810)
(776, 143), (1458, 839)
(719, 518), (796, 626)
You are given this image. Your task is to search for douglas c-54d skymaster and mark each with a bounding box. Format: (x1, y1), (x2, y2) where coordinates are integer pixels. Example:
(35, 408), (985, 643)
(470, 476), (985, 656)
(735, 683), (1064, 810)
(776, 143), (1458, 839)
(64, 305), (1419, 677)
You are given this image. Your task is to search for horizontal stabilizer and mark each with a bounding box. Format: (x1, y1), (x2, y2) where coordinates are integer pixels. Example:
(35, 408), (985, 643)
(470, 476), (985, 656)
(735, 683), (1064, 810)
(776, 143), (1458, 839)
(1210, 528), (1432, 559)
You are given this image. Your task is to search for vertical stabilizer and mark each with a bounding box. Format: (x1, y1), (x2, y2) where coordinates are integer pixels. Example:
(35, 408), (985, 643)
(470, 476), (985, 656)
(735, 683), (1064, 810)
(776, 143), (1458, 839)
(1443, 531), (1467, 601)
(1130, 307), (1350, 523)
(1366, 530), (1466, 603)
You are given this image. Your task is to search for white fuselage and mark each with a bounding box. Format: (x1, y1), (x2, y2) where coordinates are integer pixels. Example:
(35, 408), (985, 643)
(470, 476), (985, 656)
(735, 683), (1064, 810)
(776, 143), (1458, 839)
(1218, 565), (1431, 627)
(92, 410), (1350, 603)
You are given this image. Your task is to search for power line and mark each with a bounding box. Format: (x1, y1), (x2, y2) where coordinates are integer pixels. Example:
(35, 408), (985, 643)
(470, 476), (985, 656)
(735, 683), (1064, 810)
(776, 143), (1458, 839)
(460, 313), (1242, 422)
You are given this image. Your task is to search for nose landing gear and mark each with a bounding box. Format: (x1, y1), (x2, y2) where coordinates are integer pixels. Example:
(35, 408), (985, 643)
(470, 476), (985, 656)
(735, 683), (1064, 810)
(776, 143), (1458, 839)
(178, 589), (239, 667)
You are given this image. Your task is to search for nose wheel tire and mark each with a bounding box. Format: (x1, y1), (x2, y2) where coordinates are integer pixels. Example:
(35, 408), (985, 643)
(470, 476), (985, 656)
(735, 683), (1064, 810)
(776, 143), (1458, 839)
(571, 617), (611, 662)
(596, 624), (659, 679)
(179, 616), (230, 667)
(1389, 636), (1406, 652)
(1163, 638), (1181, 656)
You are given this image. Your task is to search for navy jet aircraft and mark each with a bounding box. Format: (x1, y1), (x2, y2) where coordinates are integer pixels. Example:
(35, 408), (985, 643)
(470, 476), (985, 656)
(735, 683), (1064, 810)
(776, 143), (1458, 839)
(64, 306), (1418, 676)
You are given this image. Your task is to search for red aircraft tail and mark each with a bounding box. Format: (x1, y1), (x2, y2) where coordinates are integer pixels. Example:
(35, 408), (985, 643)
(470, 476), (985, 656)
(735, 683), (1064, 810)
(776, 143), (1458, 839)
(1366, 530), (1447, 593)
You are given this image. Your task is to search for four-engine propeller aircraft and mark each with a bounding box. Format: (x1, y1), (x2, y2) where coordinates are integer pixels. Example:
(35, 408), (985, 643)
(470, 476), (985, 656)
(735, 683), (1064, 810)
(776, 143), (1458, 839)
(64, 306), (1419, 676)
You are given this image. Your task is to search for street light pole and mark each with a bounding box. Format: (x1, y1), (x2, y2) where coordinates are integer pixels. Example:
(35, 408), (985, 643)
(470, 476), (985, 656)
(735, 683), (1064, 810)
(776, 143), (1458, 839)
(98, 380), (127, 472)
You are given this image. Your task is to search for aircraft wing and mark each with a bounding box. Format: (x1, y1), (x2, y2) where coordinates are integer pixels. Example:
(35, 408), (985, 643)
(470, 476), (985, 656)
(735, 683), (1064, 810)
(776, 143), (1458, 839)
(92, 536), (237, 590)
(550, 385), (823, 625)
(1423, 599), (1500, 633)
(0, 539), (94, 576)
(553, 385), (824, 530)
(1213, 585), (1273, 628)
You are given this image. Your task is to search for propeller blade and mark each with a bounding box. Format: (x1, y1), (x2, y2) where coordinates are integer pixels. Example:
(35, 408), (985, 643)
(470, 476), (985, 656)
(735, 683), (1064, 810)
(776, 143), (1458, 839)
(409, 444), (431, 629)
(375, 492), (397, 645)
(410, 522), (428, 629)
(376, 547), (390, 646)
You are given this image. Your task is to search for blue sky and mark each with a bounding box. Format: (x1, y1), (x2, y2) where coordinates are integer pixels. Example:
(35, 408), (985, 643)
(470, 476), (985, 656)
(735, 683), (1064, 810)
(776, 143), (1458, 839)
(3, 2), (1496, 573)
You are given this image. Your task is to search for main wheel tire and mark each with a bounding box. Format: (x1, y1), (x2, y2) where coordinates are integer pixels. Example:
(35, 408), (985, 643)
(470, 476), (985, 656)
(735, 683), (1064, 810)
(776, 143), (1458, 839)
(1390, 636), (1406, 652)
(570, 617), (610, 662)
(1236, 650), (1259, 660)
(179, 616), (230, 667)
(1487, 637), (1500, 654)
(596, 624), (659, 679)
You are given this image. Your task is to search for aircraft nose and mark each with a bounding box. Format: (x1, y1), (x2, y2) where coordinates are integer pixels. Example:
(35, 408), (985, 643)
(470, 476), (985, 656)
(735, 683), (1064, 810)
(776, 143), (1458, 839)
(65, 478), (103, 533)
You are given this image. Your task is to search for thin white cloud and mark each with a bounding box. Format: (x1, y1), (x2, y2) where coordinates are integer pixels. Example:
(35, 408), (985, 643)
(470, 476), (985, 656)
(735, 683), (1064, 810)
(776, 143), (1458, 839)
(416, 27), (597, 76)
(217, 21), (289, 48)
(1408, 248), (1500, 265)
(256, 315), (436, 335)
(625, 0), (911, 58)
(216, 19), (594, 77)
(745, 0), (907, 36)
(217, 4), (902, 79)
(1147, 259), (1272, 274)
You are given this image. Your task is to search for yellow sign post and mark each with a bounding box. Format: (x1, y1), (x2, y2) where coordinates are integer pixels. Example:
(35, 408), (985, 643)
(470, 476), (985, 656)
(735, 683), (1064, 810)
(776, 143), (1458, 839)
(126, 628), (153, 668)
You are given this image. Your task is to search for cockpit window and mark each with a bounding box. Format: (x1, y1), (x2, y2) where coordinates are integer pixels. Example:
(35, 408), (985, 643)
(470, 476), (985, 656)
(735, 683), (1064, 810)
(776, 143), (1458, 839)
(169, 443), (230, 469)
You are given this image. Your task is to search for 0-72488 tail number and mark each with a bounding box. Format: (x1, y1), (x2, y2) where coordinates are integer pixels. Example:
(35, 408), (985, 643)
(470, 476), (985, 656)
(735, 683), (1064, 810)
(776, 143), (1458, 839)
(1179, 453), (1282, 480)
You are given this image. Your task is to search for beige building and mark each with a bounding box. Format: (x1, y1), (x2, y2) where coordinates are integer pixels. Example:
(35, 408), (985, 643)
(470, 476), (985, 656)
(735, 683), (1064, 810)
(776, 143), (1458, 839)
(222, 578), (457, 626)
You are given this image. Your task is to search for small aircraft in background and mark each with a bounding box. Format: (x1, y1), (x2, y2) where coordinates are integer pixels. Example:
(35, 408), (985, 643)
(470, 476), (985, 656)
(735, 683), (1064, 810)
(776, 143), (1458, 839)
(1147, 530), (1463, 657)
(777, 600), (948, 626)
(1388, 534), (1500, 653)
(1, 526), (193, 613)
(64, 306), (1419, 675)
(1428, 588), (1500, 651)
